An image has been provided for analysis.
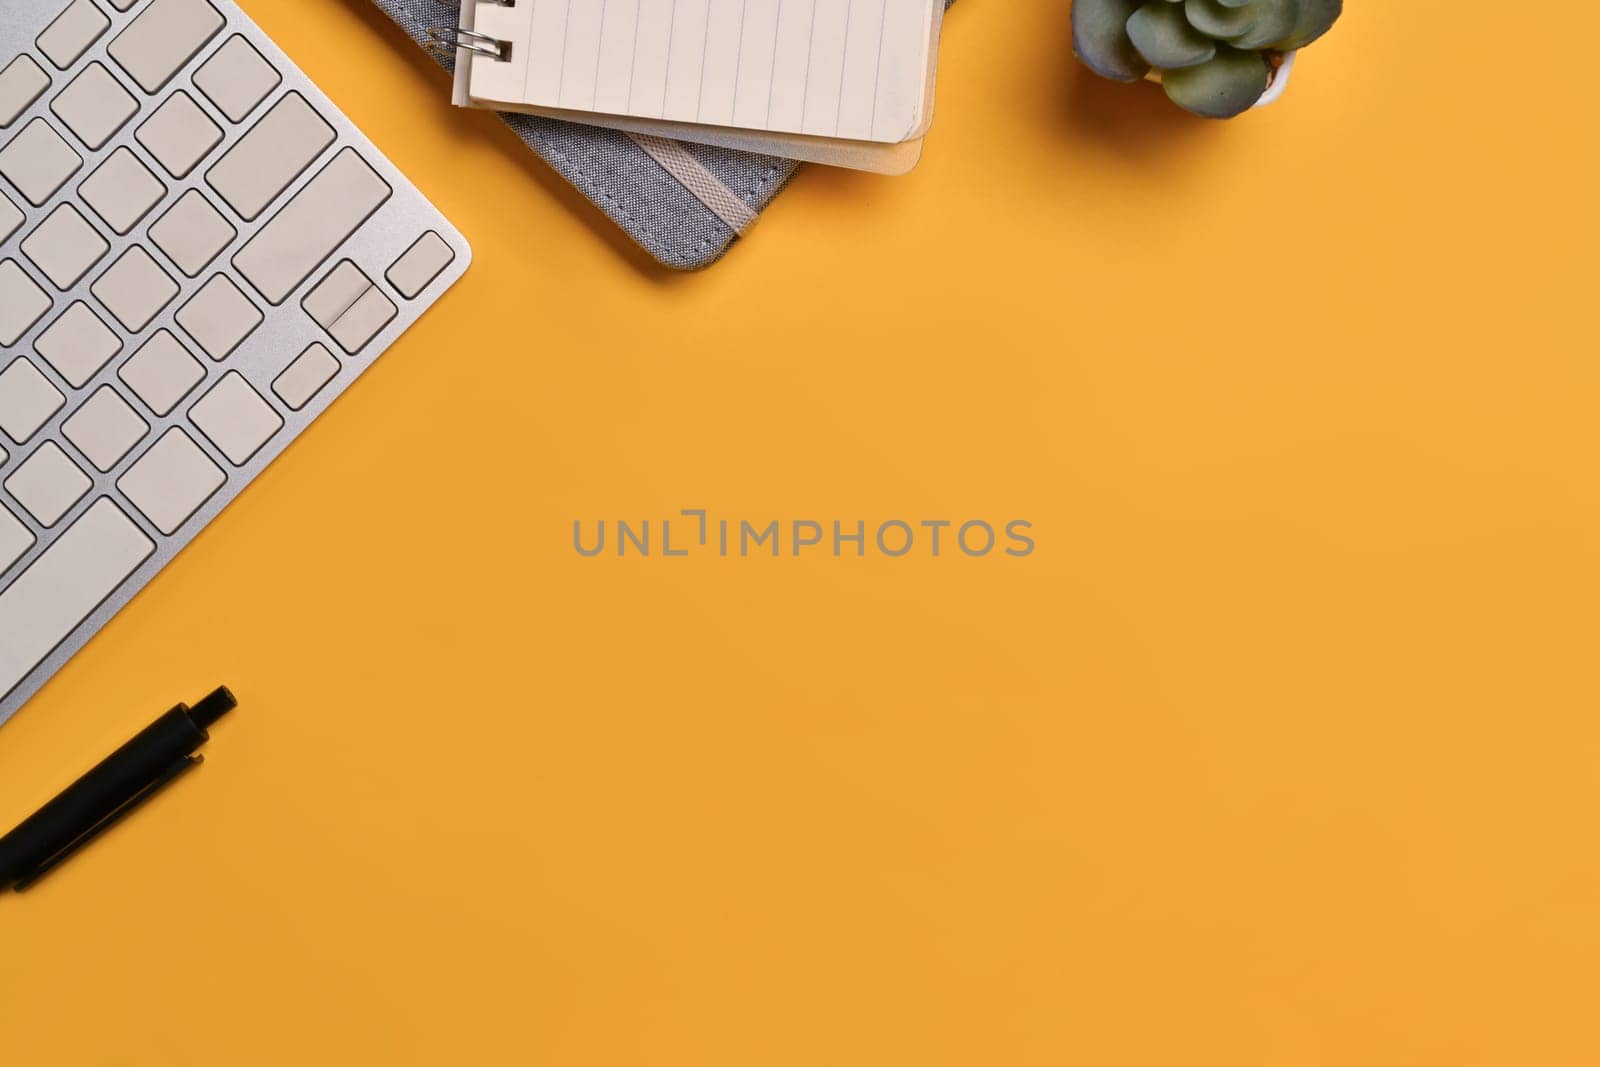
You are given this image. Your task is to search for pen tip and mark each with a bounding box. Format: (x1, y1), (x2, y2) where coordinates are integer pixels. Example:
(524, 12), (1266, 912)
(189, 686), (237, 730)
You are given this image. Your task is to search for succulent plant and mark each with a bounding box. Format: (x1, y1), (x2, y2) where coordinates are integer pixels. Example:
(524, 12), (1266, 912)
(1073, 0), (1342, 118)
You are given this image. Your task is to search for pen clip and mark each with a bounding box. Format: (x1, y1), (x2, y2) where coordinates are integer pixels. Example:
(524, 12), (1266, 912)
(13, 755), (203, 893)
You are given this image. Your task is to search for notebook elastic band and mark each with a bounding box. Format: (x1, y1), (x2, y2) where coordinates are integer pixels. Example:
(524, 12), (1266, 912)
(628, 135), (758, 237)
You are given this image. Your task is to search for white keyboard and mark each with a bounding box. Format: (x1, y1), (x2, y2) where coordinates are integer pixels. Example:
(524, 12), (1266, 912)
(0, 0), (470, 727)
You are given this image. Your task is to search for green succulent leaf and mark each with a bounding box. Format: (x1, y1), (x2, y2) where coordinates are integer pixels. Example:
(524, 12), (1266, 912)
(1215, 0), (1253, 6)
(1229, 0), (1299, 49)
(1162, 45), (1271, 117)
(1072, 0), (1150, 82)
(1269, 0), (1341, 49)
(1184, 0), (1258, 39)
(1127, 1), (1216, 71)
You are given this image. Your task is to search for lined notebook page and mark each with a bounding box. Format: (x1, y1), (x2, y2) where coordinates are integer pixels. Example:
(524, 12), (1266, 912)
(471, 0), (936, 143)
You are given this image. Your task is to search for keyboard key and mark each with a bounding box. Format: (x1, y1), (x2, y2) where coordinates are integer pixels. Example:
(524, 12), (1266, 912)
(36, 301), (123, 388)
(21, 203), (109, 289)
(63, 384), (148, 471)
(302, 260), (369, 327)
(0, 189), (21, 245)
(192, 35), (280, 123)
(0, 357), (65, 444)
(107, 0), (225, 94)
(189, 371), (282, 465)
(303, 261), (397, 353)
(0, 497), (154, 702)
(92, 245), (179, 332)
(136, 90), (222, 178)
(175, 273), (261, 359)
(5, 441), (91, 526)
(332, 289), (395, 353)
(119, 329), (203, 415)
(0, 261), (53, 347)
(206, 92), (334, 221)
(0, 56), (50, 129)
(387, 232), (455, 299)
(0, 118), (83, 206)
(36, 0), (111, 71)
(272, 342), (339, 411)
(51, 62), (139, 151)
(117, 426), (224, 535)
(234, 148), (391, 305)
(79, 147), (166, 234)
(150, 189), (235, 277)
(0, 504), (33, 575)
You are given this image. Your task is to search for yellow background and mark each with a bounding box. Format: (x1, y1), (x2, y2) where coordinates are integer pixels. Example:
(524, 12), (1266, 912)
(3, 1), (1597, 1063)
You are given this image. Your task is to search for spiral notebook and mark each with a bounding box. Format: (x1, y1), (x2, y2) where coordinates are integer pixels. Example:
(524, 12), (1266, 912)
(450, 0), (944, 174)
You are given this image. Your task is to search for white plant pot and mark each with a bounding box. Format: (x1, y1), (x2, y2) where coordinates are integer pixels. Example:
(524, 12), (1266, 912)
(1144, 49), (1296, 109)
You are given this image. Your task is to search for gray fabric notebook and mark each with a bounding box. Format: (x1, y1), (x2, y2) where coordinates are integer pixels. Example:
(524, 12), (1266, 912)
(371, 0), (950, 271)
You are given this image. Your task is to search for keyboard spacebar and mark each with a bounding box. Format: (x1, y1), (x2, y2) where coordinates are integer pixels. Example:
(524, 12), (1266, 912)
(233, 147), (392, 305)
(0, 499), (154, 701)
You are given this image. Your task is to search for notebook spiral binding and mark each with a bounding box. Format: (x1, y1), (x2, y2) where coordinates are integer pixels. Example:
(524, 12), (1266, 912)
(426, 0), (515, 61)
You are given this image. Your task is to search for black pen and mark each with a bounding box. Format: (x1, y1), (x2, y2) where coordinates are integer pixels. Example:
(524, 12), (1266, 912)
(0, 686), (237, 893)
